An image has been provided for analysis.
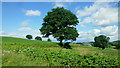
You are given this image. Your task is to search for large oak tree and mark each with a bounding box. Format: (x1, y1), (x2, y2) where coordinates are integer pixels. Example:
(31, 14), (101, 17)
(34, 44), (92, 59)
(40, 7), (79, 44)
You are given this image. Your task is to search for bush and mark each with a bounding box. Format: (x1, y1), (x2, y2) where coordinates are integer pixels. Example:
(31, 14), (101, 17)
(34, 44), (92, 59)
(26, 35), (32, 40)
(35, 36), (42, 41)
(63, 42), (72, 49)
(47, 38), (51, 42)
(111, 40), (120, 49)
(116, 44), (120, 49)
(115, 41), (120, 49)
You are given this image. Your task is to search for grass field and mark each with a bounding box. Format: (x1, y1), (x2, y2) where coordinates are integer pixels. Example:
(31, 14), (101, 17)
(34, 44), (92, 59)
(1, 37), (119, 66)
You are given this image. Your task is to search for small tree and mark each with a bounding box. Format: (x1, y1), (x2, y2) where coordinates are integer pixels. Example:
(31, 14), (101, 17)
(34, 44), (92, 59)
(26, 35), (32, 40)
(47, 38), (51, 42)
(116, 43), (120, 49)
(35, 36), (42, 41)
(93, 35), (110, 49)
(111, 40), (120, 49)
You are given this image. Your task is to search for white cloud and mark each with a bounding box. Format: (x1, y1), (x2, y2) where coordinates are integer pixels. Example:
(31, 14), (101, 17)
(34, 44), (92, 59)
(33, 30), (40, 34)
(91, 29), (101, 36)
(92, 7), (118, 27)
(77, 2), (118, 27)
(79, 17), (92, 27)
(18, 27), (32, 31)
(30, 30), (41, 37)
(25, 10), (41, 16)
(0, 31), (25, 38)
(77, 31), (94, 42)
(77, 25), (118, 42)
(100, 25), (118, 36)
(20, 20), (30, 26)
(0, 30), (6, 34)
(1, 29), (41, 39)
(53, 2), (65, 8)
(17, 27), (42, 39)
(8, 33), (17, 36)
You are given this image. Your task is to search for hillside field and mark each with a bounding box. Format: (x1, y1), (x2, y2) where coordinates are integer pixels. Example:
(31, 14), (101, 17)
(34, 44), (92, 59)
(0, 37), (119, 66)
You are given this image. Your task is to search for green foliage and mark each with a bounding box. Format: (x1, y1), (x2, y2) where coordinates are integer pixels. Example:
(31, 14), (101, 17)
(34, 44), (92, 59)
(63, 42), (72, 49)
(40, 7), (79, 43)
(2, 37), (119, 66)
(116, 43), (120, 49)
(35, 36), (42, 41)
(26, 35), (32, 40)
(93, 35), (110, 49)
(111, 40), (120, 49)
(4, 47), (119, 66)
(47, 38), (51, 42)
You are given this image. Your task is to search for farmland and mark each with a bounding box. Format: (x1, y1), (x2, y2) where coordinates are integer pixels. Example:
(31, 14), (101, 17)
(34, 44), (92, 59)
(1, 37), (119, 66)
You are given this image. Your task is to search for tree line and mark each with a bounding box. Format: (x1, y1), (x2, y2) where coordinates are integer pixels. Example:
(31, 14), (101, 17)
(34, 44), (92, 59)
(26, 35), (51, 42)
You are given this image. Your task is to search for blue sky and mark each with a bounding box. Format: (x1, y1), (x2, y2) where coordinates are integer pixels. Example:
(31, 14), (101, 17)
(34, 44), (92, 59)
(1, 2), (118, 42)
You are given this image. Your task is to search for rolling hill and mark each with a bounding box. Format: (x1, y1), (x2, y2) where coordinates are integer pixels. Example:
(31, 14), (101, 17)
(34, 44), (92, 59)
(1, 37), (119, 66)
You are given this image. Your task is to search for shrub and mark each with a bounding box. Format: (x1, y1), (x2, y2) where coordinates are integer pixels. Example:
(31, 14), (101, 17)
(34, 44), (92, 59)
(47, 38), (51, 42)
(26, 35), (32, 40)
(35, 36), (42, 41)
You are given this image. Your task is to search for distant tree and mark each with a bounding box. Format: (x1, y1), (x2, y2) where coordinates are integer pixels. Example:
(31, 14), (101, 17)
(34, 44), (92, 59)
(47, 38), (51, 42)
(116, 43), (120, 49)
(40, 7), (79, 45)
(26, 35), (32, 40)
(93, 35), (110, 49)
(35, 36), (42, 41)
(111, 40), (120, 49)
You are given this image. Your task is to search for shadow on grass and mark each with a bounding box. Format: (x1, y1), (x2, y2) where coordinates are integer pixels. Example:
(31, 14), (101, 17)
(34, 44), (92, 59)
(57, 42), (72, 49)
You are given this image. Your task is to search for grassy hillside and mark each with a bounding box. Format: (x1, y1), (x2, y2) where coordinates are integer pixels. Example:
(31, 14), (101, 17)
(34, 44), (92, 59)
(1, 37), (119, 66)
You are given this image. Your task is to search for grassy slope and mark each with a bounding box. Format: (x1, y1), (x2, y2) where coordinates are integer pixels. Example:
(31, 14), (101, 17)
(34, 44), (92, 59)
(1, 37), (119, 66)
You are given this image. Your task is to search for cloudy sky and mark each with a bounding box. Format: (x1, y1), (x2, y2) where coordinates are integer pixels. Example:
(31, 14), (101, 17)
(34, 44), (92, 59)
(0, 1), (119, 42)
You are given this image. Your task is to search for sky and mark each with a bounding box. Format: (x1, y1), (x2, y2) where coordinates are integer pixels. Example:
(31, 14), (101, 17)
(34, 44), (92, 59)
(0, 1), (119, 42)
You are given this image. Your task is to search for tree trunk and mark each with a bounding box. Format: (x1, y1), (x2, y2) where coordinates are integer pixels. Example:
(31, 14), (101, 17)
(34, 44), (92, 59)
(59, 39), (63, 47)
(60, 39), (63, 43)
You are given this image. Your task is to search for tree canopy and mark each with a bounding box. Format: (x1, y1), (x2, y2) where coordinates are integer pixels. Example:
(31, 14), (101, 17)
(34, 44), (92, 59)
(47, 38), (51, 42)
(93, 35), (110, 49)
(111, 40), (120, 49)
(26, 35), (32, 40)
(40, 7), (79, 43)
(35, 36), (42, 41)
